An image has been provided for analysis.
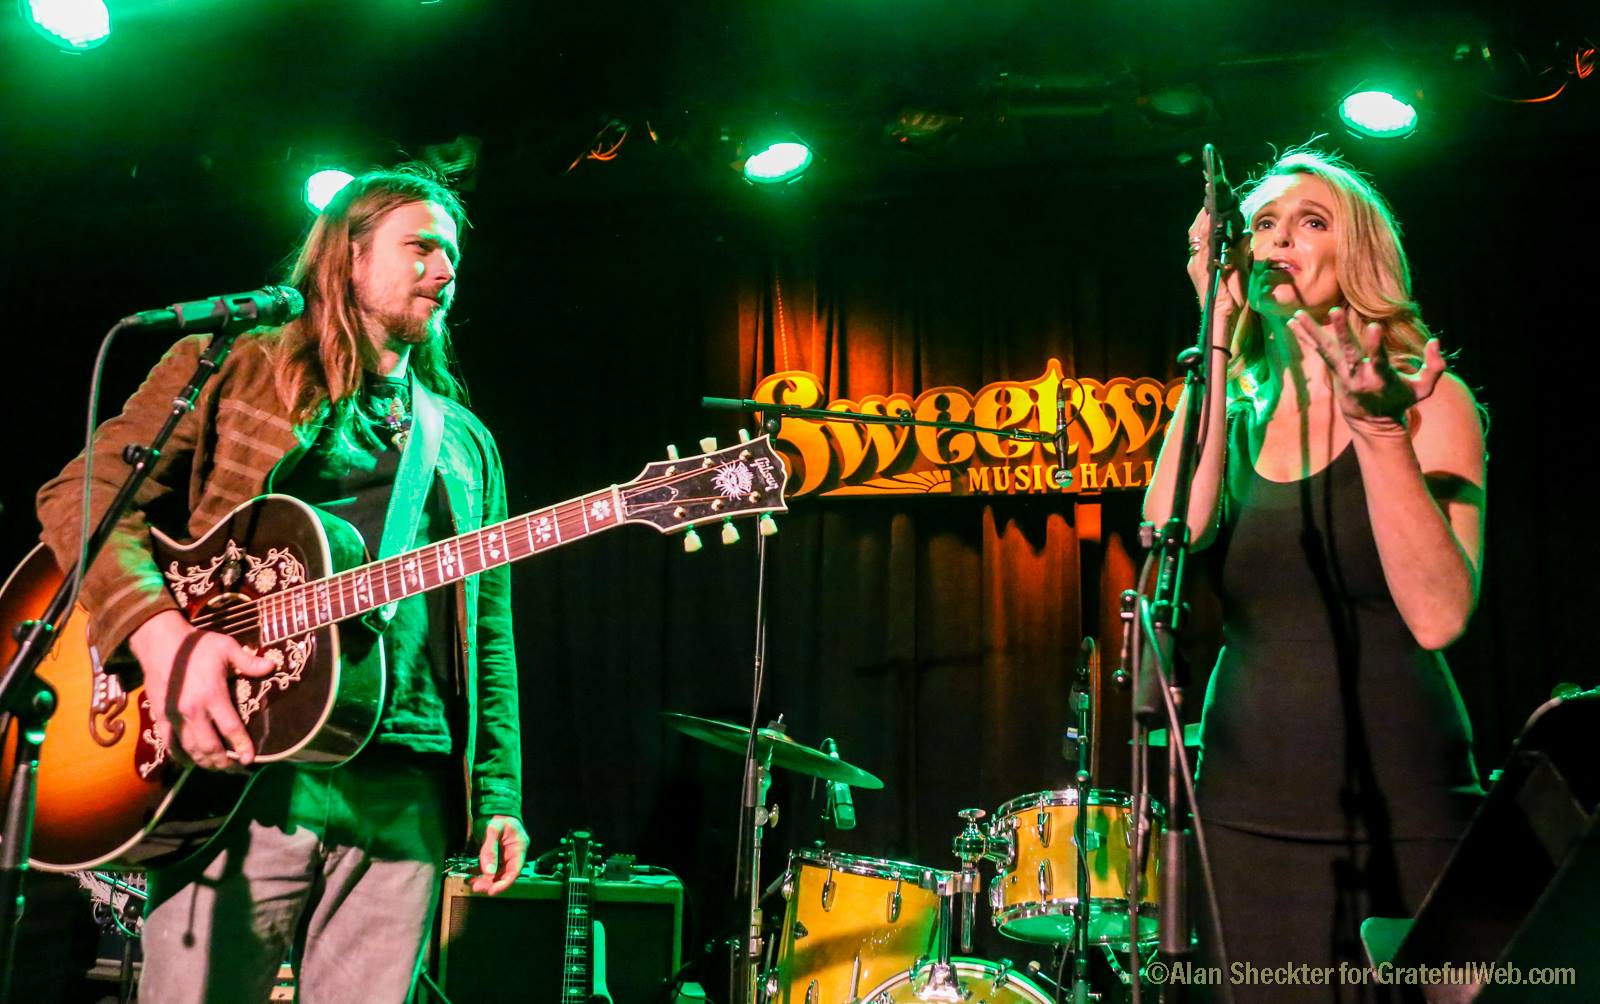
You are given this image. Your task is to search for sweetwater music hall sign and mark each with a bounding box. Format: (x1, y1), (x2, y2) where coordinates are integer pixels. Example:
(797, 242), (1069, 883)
(754, 360), (1185, 498)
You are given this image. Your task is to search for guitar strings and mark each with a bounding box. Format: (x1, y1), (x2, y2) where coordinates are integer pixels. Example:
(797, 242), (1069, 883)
(185, 463), (768, 639)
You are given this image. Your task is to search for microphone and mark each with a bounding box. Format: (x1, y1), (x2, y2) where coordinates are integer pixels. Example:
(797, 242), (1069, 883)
(1063, 637), (1095, 763)
(123, 285), (305, 333)
(1051, 381), (1074, 487)
(821, 739), (856, 830)
(1201, 143), (1246, 251)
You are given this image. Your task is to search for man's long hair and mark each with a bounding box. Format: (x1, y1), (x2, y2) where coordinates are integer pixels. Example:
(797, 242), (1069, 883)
(269, 165), (469, 428)
(1226, 147), (1432, 389)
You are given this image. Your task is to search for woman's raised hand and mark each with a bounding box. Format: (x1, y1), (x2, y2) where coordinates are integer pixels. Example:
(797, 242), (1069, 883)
(1288, 305), (1447, 426)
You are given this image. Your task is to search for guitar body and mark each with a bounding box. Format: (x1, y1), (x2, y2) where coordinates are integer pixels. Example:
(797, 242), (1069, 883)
(1, 495), (386, 872)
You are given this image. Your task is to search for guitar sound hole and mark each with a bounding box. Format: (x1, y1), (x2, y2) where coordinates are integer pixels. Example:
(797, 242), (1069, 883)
(197, 592), (257, 642)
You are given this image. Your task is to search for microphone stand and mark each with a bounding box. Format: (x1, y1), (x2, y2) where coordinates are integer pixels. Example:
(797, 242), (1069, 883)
(730, 520), (774, 1004)
(1121, 143), (1241, 1004)
(0, 322), (250, 1003)
(1067, 639), (1095, 1004)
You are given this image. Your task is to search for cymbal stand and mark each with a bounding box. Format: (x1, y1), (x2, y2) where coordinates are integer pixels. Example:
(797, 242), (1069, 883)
(738, 741), (777, 1004)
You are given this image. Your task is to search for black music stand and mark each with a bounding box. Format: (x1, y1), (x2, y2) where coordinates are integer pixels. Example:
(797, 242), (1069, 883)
(1360, 693), (1600, 1003)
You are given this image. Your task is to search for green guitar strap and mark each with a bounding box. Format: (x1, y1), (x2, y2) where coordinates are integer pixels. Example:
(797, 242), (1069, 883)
(365, 368), (444, 631)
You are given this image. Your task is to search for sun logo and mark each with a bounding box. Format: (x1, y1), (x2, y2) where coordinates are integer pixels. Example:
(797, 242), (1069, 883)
(712, 462), (754, 499)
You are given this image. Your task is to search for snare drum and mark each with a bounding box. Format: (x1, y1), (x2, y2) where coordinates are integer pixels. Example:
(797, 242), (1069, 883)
(990, 788), (1161, 947)
(861, 957), (1054, 1004)
(768, 849), (952, 1004)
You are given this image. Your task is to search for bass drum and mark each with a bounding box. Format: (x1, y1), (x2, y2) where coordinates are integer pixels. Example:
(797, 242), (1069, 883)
(861, 958), (1053, 1004)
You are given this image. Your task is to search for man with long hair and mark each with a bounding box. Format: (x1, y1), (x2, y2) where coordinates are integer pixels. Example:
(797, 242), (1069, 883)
(36, 165), (526, 1002)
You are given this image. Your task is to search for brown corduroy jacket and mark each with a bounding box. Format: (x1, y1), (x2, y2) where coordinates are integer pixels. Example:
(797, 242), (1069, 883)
(36, 332), (522, 828)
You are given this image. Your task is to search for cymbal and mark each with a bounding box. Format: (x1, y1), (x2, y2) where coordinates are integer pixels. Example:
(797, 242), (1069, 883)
(663, 712), (884, 789)
(1133, 723), (1203, 748)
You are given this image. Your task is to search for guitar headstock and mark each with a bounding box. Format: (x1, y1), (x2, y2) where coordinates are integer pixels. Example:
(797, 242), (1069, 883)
(559, 829), (600, 880)
(619, 434), (789, 541)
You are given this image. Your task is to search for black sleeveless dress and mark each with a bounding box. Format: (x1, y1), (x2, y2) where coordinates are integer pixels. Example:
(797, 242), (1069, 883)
(1193, 407), (1483, 1001)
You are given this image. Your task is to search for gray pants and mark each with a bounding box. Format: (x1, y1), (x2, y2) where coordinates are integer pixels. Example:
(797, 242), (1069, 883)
(139, 752), (452, 1004)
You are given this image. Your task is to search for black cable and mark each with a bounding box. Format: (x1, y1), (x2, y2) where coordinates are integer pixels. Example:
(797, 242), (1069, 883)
(1137, 598), (1236, 1004)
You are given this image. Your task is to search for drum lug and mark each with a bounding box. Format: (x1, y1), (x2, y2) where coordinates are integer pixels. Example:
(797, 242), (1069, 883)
(888, 880), (902, 923)
(994, 957), (1013, 989)
(762, 969), (780, 1001)
(792, 919), (808, 939)
(1038, 860), (1052, 899)
(1036, 809), (1051, 847)
(989, 882), (1003, 911)
(782, 872), (796, 900)
(804, 979), (819, 1004)
(822, 870), (835, 912)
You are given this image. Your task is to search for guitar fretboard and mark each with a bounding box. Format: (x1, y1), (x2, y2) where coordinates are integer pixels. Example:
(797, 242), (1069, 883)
(562, 875), (592, 1000)
(257, 488), (623, 644)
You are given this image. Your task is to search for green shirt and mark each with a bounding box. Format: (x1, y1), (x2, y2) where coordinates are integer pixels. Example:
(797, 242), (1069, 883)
(274, 375), (458, 754)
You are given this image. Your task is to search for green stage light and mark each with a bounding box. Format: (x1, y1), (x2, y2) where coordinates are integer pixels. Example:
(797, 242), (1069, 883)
(304, 170), (355, 213)
(742, 141), (813, 185)
(21, 0), (111, 51)
(1339, 89), (1418, 139)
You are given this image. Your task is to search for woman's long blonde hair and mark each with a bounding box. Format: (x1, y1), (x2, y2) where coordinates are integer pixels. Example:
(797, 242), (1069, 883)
(1227, 148), (1431, 389)
(267, 164), (468, 428)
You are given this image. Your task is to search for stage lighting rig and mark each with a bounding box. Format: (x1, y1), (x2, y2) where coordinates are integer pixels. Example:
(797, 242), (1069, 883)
(19, 0), (109, 51)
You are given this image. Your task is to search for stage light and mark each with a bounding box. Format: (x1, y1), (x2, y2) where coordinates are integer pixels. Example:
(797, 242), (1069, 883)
(304, 169), (355, 213)
(1338, 89), (1419, 139)
(742, 140), (813, 185)
(21, 0), (111, 51)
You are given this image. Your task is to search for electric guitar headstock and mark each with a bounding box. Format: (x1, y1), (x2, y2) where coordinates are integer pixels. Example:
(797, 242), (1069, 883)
(559, 828), (601, 882)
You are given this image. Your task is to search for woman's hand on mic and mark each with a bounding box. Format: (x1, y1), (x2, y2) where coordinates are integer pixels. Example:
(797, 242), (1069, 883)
(1186, 208), (1249, 342)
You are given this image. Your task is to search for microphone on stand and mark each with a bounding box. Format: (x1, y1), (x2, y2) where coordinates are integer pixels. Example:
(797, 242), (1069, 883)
(821, 739), (856, 830)
(122, 285), (305, 333)
(1062, 637), (1095, 762)
(1201, 143), (1246, 252)
(1052, 381), (1075, 487)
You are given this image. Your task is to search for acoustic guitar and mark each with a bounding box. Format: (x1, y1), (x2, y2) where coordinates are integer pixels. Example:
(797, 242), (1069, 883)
(0, 436), (787, 872)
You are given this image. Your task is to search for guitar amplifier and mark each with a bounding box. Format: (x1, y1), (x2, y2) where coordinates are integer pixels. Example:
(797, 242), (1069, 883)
(436, 867), (683, 1003)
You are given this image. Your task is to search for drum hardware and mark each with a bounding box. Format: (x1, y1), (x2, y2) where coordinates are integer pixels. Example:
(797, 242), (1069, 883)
(861, 957), (1054, 1004)
(951, 807), (999, 953)
(663, 711), (884, 1004)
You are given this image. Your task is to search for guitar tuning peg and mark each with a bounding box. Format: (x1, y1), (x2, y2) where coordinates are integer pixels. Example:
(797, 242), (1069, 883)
(738, 428), (751, 443)
(721, 519), (740, 545)
(699, 436), (717, 453)
(665, 444), (680, 461)
(683, 527), (703, 553)
(759, 514), (778, 537)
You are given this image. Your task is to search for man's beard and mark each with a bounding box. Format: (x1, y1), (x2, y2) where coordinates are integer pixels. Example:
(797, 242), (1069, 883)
(379, 304), (447, 346)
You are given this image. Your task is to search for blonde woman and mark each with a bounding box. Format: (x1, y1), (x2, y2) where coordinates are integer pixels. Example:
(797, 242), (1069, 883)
(1145, 149), (1485, 999)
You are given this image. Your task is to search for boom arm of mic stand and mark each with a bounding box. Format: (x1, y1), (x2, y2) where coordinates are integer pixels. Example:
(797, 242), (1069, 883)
(701, 397), (1057, 443)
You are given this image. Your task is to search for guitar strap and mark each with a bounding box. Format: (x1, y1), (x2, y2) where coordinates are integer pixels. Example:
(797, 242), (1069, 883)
(365, 369), (445, 632)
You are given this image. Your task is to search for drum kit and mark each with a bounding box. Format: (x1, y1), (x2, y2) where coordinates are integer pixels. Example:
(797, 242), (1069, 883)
(666, 711), (1177, 1004)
